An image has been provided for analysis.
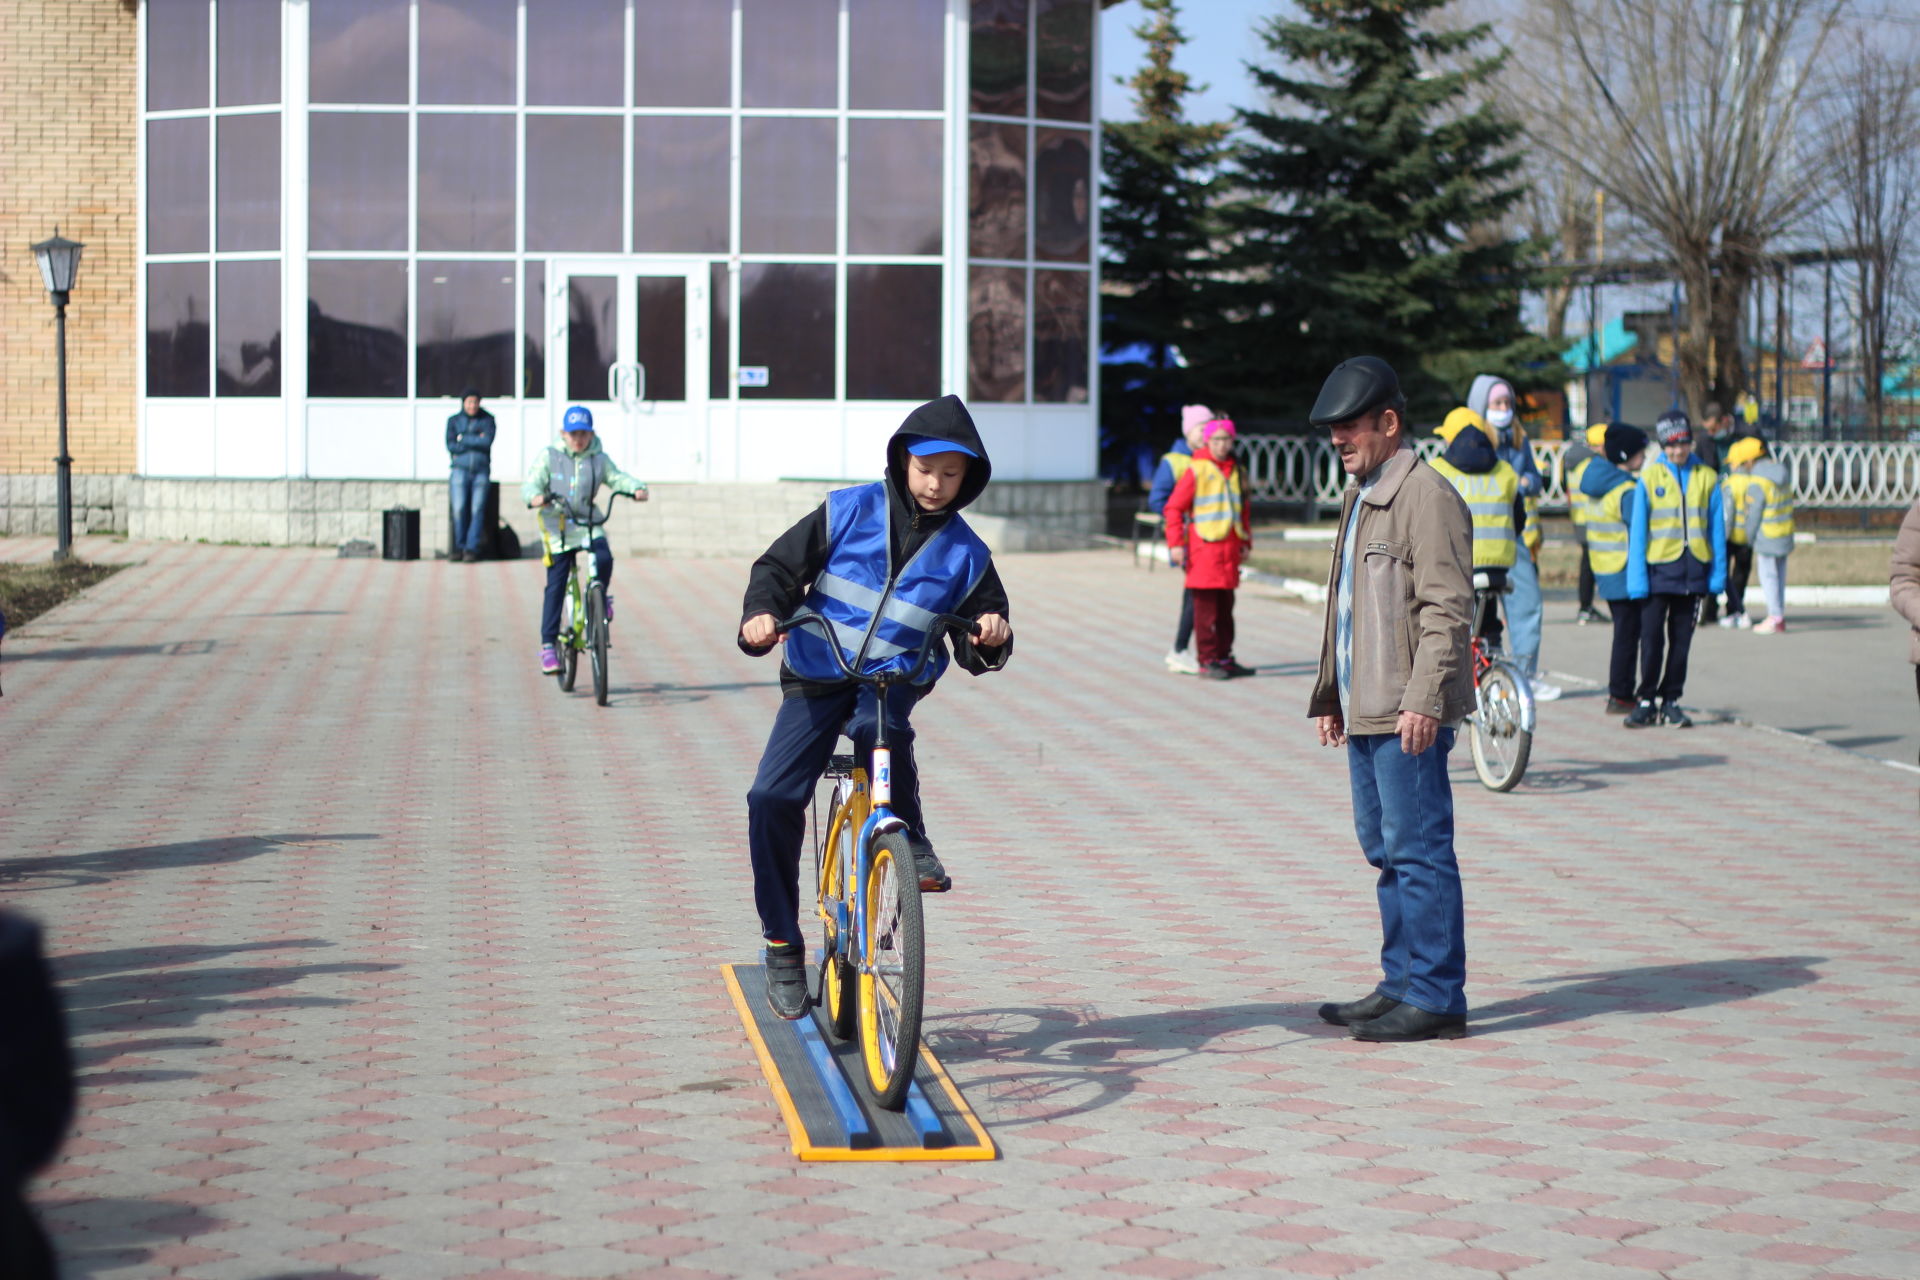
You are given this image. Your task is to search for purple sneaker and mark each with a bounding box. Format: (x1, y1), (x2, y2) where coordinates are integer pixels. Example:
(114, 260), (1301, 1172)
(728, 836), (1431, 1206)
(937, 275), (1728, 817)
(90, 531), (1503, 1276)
(604, 595), (614, 623)
(540, 644), (561, 675)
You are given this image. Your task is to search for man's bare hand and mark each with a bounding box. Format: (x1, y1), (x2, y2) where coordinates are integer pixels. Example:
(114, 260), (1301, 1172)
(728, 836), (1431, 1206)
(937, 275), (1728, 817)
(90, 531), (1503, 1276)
(741, 612), (780, 649)
(1316, 713), (1347, 748)
(972, 613), (1010, 647)
(1397, 710), (1439, 756)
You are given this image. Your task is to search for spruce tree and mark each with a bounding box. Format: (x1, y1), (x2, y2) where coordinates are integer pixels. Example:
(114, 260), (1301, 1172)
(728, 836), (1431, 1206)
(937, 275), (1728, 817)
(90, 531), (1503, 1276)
(1211, 0), (1557, 423)
(1099, 0), (1228, 483)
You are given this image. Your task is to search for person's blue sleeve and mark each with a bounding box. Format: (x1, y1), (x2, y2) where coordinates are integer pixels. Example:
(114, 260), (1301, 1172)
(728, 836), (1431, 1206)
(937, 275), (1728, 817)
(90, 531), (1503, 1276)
(1708, 485), (1728, 594)
(446, 414), (464, 457)
(1626, 485), (1649, 599)
(472, 414), (496, 454)
(1145, 457), (1176, 513)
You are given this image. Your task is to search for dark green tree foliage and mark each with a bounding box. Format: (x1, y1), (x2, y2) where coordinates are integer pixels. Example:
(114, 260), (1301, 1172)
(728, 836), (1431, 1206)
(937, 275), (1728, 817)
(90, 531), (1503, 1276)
(1099, 0), (1228, 483)
(1212, 0), (1557, 423)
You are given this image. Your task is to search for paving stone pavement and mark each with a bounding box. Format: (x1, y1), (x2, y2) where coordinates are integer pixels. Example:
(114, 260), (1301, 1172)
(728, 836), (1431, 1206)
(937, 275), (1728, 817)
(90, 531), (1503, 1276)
(2, 536), (1917, 1280)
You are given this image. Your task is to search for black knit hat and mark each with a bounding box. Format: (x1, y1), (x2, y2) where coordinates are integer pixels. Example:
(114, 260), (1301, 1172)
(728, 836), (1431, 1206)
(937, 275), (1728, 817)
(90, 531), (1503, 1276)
(1603, 423), (1648, 465)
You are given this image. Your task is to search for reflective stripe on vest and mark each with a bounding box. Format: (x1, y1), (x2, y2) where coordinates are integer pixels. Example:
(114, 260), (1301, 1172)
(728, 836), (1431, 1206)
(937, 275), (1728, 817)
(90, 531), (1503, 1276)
(1723, 473), (1762, 545)
(1643, 461), (1715, 564)
(1568, 457), (1592, 526)
(1188, 457), (1247, 541)
(782, 482), (991, 686)
(1430, 457), (1518, 569)
(1587, 480), (1634, 575)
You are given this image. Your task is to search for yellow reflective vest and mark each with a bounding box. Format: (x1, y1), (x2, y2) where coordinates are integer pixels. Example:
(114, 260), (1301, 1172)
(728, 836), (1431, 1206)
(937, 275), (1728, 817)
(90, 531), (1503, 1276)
(1643, 461), (1716, 564)
(1587, 479), (1636, 575)
(1189, 456), (1248, 541)
(1722, 473), (1764, 546)
(1430, 457), (1520, 569)
(1568, 456), (1593, 528)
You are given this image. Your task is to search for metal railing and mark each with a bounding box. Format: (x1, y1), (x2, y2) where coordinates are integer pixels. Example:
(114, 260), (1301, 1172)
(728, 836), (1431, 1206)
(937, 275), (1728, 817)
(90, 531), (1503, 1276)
(1236, 435), (1920, 511)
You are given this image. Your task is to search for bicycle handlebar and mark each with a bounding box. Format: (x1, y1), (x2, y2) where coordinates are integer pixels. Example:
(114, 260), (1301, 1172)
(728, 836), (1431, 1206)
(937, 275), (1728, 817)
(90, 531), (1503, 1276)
(773, 608), (981, 685)
(529, 488), (643, 529)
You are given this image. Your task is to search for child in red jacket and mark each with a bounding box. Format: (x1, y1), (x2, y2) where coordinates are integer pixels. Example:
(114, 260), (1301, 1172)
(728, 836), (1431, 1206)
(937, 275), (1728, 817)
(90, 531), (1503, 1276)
(1165, 417), (1254, 678)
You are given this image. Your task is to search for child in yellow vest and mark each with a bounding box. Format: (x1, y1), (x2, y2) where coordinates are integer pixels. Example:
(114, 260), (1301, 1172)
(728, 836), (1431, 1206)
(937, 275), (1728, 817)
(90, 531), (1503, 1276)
(1724, 437), (1795, 632)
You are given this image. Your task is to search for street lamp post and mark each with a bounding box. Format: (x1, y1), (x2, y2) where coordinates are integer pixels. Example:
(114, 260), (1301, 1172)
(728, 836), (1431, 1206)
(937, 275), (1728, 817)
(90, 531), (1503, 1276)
(31, 229), (84, 561)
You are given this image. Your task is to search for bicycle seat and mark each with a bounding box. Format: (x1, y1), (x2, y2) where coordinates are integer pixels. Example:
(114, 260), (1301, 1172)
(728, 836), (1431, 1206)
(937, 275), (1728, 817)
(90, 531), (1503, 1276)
(824, 753), (857, 779)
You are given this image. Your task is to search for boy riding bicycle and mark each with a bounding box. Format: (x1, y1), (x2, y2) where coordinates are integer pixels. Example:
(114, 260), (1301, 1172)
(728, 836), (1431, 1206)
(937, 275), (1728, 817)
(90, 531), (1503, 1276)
(523, 405), (648, 674)
(738, 395), (1013, 1019)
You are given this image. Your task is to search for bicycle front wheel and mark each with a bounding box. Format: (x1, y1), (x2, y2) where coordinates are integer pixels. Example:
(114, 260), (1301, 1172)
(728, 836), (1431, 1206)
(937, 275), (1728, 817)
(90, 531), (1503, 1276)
(587, 582), (610, 705)
(858, 830), (924, 1109)
(1470, 661), (1533, 792)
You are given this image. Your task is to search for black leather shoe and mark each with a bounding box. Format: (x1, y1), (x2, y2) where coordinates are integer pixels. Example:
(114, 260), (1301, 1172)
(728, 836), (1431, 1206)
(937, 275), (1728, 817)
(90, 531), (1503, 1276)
(1660, 701), (1693, 728)
(1350, 1004), (1466, 1041)
(1317, 991), (1401, 1026)
(1623, 700), (1659, 728)
(763, 943), (809, 1020)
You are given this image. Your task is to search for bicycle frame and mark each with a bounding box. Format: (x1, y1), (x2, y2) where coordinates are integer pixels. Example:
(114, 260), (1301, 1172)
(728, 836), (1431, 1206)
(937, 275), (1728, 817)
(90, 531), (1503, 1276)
(536, 496), (624, 650)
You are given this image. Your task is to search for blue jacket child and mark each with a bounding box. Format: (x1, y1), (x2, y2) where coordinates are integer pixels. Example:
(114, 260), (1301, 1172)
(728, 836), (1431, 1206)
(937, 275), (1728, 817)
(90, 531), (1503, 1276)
(737, 395), (1013, 1019)
(1626, 451), (1727, 600)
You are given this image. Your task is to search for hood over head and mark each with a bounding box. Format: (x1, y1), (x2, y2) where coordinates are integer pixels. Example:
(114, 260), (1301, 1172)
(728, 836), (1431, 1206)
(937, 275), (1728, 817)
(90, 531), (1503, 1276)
(1753, 457), (1789, 486)
(1439, 416), (1500, 474)
(1466, 374), (1514, 420)
(888, 394), (992, 513)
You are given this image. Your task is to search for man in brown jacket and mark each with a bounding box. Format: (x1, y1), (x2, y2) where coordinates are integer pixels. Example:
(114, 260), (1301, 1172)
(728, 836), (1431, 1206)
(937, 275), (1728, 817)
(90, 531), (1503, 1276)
(1892, 496), (1920, 768)
(1307, 356), (1476, 1042)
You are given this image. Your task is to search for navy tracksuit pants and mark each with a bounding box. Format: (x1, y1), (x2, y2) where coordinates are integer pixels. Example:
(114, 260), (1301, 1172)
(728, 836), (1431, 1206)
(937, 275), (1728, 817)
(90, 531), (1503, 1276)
(541, 537), (612, 645)
(747, 683), (926, 945)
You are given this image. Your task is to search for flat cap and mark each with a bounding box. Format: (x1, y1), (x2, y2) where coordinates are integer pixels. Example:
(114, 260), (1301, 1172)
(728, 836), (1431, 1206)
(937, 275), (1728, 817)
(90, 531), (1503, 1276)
(1309, 356), (1403, 426)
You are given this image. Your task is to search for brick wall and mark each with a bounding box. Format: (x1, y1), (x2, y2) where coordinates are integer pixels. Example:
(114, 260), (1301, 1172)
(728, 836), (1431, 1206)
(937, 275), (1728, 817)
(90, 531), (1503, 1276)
(0, 0), (139, 477)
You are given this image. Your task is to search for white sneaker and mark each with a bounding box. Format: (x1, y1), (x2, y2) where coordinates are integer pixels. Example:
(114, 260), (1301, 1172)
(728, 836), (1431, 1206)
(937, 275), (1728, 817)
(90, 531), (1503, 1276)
(1735, 614), (1753, 630)
(1530, 678), (1563, 701)
(1164, 647), (1200, 674)
(1717, 614), (1739, 629)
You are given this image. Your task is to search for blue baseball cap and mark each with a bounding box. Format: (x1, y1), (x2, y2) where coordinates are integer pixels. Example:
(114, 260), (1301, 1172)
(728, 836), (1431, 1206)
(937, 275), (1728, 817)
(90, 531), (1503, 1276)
(902, 434), (977, 459)
(562, 405), (594, 432)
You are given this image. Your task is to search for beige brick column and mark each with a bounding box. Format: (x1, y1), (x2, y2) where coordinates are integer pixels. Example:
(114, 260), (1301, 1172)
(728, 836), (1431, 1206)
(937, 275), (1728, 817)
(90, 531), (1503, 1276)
(0, 0), (139, 477)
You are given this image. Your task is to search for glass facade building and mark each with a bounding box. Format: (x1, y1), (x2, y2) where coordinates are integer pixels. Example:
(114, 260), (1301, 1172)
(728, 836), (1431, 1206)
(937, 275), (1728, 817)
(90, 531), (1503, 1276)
(139, 0), (1096, 484)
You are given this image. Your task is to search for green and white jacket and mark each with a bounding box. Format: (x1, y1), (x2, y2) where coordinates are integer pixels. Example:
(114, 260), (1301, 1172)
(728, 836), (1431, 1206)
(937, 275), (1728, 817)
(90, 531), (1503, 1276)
(521, 437), (646, 552)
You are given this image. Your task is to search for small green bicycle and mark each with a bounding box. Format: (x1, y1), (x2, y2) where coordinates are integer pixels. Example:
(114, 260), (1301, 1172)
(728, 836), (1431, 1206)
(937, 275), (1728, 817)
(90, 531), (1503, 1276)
(536, 493), (635, 706)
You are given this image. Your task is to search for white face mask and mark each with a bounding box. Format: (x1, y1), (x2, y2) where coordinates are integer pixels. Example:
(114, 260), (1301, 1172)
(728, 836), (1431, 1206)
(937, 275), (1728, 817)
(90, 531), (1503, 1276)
(1486, 406), (1515, 430)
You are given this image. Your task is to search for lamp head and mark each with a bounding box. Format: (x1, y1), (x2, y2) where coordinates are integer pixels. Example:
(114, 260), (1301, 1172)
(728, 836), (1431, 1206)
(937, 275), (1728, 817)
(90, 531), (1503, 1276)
(31, 230), (84, 303)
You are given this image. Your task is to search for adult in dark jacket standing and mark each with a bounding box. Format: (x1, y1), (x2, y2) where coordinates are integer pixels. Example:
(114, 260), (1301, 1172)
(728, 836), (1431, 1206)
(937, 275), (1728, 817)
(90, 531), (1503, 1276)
(446, 389), (496, 562)
(1307, 357), (1476, 1043)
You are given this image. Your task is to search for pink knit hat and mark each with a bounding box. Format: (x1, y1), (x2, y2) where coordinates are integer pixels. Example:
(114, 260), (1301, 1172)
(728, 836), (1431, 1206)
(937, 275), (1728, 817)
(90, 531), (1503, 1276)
(1180, 404), (1215, 432)
(1202, 417), (1236, 440)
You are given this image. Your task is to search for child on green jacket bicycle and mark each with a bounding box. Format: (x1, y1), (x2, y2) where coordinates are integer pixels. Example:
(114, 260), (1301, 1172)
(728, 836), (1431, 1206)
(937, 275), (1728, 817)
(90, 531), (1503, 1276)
(737, 395), (1013, 1019)
(523, 405), (648, 674)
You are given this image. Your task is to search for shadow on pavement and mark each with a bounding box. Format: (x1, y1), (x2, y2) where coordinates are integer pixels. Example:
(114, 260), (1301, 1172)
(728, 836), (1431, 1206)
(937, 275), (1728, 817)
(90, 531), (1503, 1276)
(609, 678), (780, 705)
(926, 1002), (1303, 1124)
(1506, 753), (1730, 793)
(0, 833), (377, 891)
(54, 937), (395, 1040)
(1472, 955), (1826, 1035)
(4, 640), (218, 662)
(43, 1194), (390, 1280)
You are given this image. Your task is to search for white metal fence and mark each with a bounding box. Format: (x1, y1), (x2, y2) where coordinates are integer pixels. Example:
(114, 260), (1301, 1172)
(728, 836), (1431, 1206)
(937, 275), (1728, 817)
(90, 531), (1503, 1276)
(1236, 436), (1920, 511)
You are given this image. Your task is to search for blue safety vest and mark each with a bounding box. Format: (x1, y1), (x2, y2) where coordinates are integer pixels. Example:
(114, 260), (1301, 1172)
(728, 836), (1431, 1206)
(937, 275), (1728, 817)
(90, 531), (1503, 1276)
(784, 482), (991, 686)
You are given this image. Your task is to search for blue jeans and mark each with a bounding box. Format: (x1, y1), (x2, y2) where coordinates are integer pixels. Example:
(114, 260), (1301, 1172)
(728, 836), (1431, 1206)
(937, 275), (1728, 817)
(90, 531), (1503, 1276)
(1346, 729), (1466, 1015)
(1505, 548), (1543, 671)
(746, 684), (927, 945)
(541, 537), (612, 645)
(449, 469), (491, 554)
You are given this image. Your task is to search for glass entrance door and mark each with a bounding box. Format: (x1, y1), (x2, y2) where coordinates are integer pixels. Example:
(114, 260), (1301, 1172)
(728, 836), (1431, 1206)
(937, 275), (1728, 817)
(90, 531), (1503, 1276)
(548, 259), (710, 482)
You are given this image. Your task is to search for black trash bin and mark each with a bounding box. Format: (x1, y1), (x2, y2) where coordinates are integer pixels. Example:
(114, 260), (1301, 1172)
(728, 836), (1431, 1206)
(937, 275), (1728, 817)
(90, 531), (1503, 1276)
(382, 507), (420, 561)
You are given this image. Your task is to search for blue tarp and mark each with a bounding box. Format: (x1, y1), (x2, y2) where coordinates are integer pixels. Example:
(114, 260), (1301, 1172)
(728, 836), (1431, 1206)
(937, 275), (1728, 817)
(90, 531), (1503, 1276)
(1562, 317), (1638, 374)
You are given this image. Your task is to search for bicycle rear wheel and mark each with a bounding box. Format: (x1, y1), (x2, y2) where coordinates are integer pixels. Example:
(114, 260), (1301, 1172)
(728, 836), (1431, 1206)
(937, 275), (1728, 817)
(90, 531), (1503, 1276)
(817, 796), (857, 1041)
(1470, 661), (1533, 792)
(587, 582), (610, 705)
(857, 830), (923, 1109)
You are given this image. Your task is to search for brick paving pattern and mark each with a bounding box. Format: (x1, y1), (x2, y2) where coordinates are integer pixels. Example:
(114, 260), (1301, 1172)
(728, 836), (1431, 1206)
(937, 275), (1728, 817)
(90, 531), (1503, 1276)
(2, 537), (1916, 1279)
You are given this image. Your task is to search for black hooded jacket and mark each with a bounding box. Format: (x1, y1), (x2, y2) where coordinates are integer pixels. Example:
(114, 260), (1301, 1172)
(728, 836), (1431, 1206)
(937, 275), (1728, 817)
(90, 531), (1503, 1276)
(1441, 426), (1528, 539)
(740, 395), (1012, 696)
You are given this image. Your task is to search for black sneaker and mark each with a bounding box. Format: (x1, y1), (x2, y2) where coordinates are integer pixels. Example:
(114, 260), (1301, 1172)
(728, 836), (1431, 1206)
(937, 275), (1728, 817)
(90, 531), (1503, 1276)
(1220, 658), (1257, 678)
(763, 942), (809, 1020)
(1623, 700), (1659, 729)
(1660, 701), (1693, 728)
(905, 834), (950, 893)
(1603, 696), (1636, 715)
